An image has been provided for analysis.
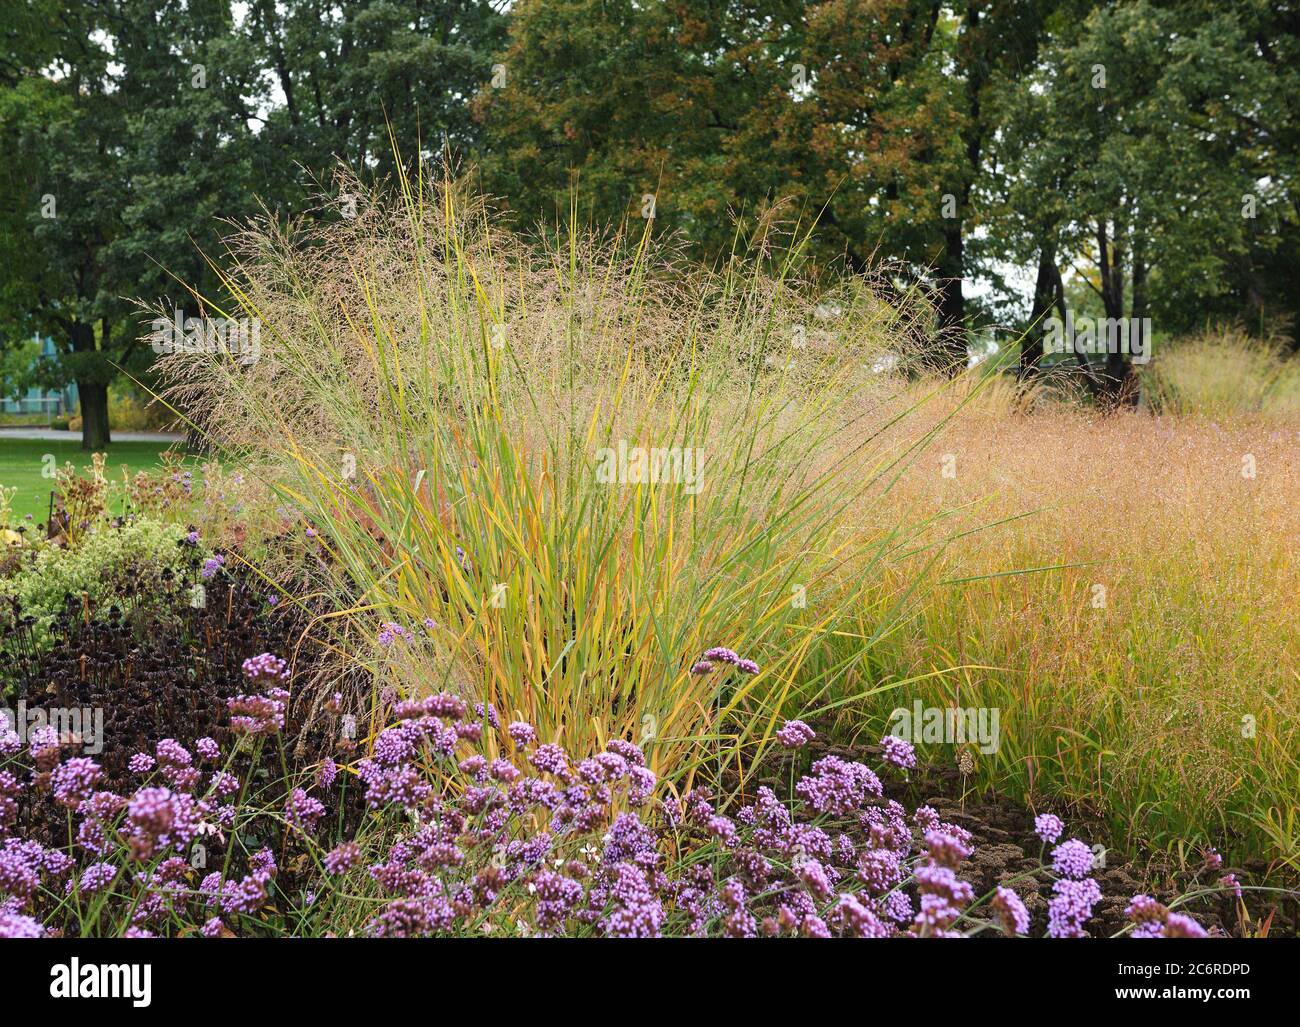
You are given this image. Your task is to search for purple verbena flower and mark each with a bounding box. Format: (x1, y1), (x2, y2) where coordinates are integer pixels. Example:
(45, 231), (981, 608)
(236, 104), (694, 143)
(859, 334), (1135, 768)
(1051, 838), (1094, 880)
(507, 721), (536, 747)
(50, 758), (101, 810)
(324, 842), (361, 876)
(991, 886), (1030, 936)
(29, 725), (61, 771)
(924, 829), (973, 869)
(1034, 812), (1064, 844)
(529, 744), (569, 777)
(284, 788), (325, 832)
(194, 737), (219, 762)
(315, 758), (337, 789)
(602, 863), (663, 938)
(880, 734), (917, 770)
(74, 862), (118, 895)
(377, 621), (413, 647)
(1162, 913), (1209, 938)
(241, 652), (289, 682)
(201, 554), (225, 579)
(795, 756), (882, 815)
(776, 719), (815, 749)
(1047, 877), (1101, 938)
(227, 687), (289, 736)
(0, 910), (43, 938)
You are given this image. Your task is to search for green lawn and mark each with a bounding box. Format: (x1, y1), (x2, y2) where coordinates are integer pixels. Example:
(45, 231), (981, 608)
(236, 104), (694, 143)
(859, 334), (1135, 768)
(0, 436), (180, 524)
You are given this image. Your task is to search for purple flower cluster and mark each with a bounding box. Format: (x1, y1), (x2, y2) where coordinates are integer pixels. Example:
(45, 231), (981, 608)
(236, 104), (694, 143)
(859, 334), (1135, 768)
(508, 721), (536, 747)
(0, 909), (44, 938)
(879, 735), (917, 770)
(324, 842), (361, 876)
(0, 839), (72, 902)
(795, 755), (882, 815)
(200, 857), (276, 919)
(227, 661), (290, 736)
(1125, 894), (1209, 938)
(285, 788), (326, 833)
(694, 646), (761, 676)
(1051, 838), (1094, 879)
(201, 554), (225, 580)
(0, 644), (1239, 941)
(50, 758), (101, 810)
(1034, 812), (1063, 844)
(776, 719), (815, 749)
(195, 737), (220, 762)
(125, 787), (201, 860)
(924, 828), (973, 868)
(991, 886), (1030, 936)
(29, 726), (61, 772)
(0, 723), (19, 758)
(1047, 877), (1102, 937)
(603, 863), (664, 938)
(74, 861), (119, 895)
(241, 651), (289, 682)
(377, 621), (414, 647)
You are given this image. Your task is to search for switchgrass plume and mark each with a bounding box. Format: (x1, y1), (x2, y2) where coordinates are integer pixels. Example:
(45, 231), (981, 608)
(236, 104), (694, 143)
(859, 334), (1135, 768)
(156, 162), (993, 801)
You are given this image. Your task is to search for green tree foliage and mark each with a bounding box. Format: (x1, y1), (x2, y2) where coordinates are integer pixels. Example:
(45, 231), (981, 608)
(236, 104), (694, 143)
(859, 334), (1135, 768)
(1, 0), (1296, 419)
(0, 1), (505, 448)
(981, 0), (1300, 395)
(477, 1), (1075, 366)
(477, 2), (966, 293)
(1, 2), (265, 447)
(248, 0), (506, 180)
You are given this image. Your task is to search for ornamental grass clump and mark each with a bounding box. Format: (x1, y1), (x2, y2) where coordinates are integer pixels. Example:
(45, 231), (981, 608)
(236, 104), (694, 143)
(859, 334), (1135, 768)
(156, 163), (979, 795)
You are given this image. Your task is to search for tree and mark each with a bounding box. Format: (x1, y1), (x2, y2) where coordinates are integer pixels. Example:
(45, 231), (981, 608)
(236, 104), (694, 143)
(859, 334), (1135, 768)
(478, 1), (1068, 369)
(0, 1), (265, 448)
(247, 0), (506, 182)
(978, 0), (1294, 400)
(0, 2), (507, 449)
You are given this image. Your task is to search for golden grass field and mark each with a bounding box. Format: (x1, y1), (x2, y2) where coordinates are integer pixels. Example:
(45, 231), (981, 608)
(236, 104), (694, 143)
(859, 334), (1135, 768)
(826, 375), (1300, 873)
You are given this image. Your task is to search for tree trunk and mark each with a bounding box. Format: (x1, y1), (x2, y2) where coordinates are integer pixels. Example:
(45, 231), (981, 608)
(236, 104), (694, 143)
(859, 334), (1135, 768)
(67, 320), (111, 449)
(1046, 262), (1101, 398)
(1130, 238), (1150, 349)
(1117, 238), (1150, 409)
(1021, 244), (1058, 378)
(1095, 222), (1134, 407)
(78, 380), (111, 450)
(932, 221), (967, 373)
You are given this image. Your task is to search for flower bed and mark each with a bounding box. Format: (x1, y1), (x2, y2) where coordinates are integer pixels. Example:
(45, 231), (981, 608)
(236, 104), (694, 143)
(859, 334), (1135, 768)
(0, 651), (1253, 939)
